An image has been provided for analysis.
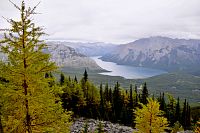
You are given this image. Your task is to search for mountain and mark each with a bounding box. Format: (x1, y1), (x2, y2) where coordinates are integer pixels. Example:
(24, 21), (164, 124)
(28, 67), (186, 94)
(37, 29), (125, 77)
(45, 42), (102, 70)
(101, 36), (200, 73)
(0, 39), (102, 71)
(46, 41), (116, 56)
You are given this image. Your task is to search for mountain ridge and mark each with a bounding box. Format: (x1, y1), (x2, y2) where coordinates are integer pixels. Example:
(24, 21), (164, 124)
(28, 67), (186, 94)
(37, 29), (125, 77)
(46, 41), (116, 56)
(45, 42), (103, 70)
(101, 36), (200, 73)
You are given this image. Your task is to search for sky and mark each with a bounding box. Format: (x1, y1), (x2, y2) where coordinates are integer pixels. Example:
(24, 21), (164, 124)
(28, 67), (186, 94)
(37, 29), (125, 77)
(0, 0), (200, 44)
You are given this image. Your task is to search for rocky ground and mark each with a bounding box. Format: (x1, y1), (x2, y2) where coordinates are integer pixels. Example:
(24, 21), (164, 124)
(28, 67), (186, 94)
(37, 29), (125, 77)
(70, 118), (194, 133)
(70, 118), (135, 133)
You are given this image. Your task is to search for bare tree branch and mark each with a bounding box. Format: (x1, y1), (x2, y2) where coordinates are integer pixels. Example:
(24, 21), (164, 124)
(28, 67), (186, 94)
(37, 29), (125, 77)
(9, 0), (21, 11)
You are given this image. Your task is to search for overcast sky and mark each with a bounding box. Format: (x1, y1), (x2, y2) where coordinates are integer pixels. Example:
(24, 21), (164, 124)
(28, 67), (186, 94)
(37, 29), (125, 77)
(1, 0), (200, 43)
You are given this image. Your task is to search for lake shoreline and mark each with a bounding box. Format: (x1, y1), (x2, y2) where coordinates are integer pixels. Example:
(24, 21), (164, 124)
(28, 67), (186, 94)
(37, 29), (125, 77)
(91, 56), (167, 79)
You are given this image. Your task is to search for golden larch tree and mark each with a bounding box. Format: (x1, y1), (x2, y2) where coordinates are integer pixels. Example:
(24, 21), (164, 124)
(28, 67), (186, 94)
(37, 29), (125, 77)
(0, 1), (71, 132)
(134, 98), (168, 133)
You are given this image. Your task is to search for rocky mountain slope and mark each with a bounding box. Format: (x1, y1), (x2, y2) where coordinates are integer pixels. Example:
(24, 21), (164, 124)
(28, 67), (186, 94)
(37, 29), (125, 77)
(45, 42), (102, 70)
(0, 38), (102, 71)
(47, 41), (116, 56)
(101, 36), (200, 73)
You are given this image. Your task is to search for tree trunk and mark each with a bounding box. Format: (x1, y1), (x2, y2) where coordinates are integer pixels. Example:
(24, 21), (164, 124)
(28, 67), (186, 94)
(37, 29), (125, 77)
(23, 80), (31, 133)
(22, 14), (32, 133)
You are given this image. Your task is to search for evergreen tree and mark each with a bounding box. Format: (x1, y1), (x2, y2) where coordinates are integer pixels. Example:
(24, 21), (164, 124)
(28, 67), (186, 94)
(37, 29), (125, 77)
(175, 97), (180, 122)
(104, 83), (109, 101)
(132, 85), (138, 127)
(108, 87), (112, 102)
(181, 99), (187, 129)
(108, 87), (113, 121)
(0, 1), (71, 132)
(74, 75), (78, 83)
(186, 102), (191, 129)
(99, 83), (104, 120)
(166, 94), (176, 126)
(134, 85), (138, 107)
(81, 70), (89, 98)
(127, 84), (133, 125)
(121, 94), (129, 125)
(160, 92), (166, 111)
(141, 82), (148, 105)
(112, 82), (122, 122)
(83, 69), (88, 82)
(60, 73), (65, 86)
(152, 94), (155, 100)
(129, 84), (133, 109)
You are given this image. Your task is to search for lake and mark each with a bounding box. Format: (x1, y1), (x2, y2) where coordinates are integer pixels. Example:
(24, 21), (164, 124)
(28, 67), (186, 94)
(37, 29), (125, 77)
(91, 56), (167, 79)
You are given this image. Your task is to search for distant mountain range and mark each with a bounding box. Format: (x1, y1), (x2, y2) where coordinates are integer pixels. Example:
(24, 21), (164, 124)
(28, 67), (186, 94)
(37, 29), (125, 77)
(1, 35), (200, 74)
(101, 36), (200, 74)
(0, 37), (103, 71)
(46, 41), (116, 56)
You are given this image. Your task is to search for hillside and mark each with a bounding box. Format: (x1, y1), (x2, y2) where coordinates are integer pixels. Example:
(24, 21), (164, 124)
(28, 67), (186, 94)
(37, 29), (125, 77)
(101, 36), (200, 74)
(45, 42), (103, 71)
(138, 72), (200, 105)
(62, 69), (200, 106)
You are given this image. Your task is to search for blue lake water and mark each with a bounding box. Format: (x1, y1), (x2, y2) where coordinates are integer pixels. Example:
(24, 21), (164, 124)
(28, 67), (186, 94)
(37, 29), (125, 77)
(91, 56), (167, 79)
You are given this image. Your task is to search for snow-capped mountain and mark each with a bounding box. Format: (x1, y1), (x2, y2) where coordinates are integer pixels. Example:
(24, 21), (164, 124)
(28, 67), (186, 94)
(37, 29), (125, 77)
(101, 36), (200, 72)
(46, 41), (116, 56)
(45, 42), (102, 70)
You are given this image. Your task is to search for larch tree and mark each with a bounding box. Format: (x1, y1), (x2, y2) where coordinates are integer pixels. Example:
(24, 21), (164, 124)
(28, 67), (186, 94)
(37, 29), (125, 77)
(0, 1), (71, 132)
(134, 98), (168, 133)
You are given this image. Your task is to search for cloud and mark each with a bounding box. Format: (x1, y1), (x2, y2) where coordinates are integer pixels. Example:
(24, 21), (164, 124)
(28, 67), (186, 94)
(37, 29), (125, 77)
(1, 0), (200, 43)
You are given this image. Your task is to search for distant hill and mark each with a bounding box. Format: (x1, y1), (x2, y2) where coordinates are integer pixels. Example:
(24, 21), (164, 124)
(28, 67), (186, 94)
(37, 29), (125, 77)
(46, 41), (116, 56)
(101, 36), (200, 74)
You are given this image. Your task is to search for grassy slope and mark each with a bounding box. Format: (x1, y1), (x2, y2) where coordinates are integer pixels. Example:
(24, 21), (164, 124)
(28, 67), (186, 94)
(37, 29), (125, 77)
(137, 72), (200, 106)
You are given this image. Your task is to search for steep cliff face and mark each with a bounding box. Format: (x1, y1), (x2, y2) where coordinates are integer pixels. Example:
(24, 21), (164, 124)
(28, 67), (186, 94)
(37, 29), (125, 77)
(101, 36), (200, 72)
